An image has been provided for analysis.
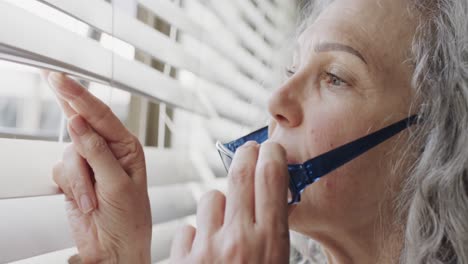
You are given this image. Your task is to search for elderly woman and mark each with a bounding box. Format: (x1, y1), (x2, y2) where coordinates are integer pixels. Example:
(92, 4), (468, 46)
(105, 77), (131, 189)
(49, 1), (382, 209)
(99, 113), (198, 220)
(47, 0), (468, 263)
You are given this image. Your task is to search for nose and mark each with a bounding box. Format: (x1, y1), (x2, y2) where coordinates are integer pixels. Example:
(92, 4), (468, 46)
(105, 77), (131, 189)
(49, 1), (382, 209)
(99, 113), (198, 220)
(268, 79), (304, 128)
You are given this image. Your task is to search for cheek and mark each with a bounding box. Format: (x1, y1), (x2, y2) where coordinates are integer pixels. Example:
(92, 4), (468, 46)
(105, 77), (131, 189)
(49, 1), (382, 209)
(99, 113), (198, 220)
(289, 112), (392, 228)
(303, 112), (355, 166)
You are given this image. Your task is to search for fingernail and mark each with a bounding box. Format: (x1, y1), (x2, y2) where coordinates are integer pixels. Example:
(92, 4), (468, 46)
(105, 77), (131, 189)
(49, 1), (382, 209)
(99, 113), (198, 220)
(48, 73), (73, 99)
(48, 72), (62, 88)
(70, 116), (88, 136)
(80, 194), (94, 214)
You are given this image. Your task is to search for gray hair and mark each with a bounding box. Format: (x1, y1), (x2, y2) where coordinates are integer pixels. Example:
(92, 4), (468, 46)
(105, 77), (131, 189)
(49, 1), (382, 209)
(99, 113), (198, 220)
(290, 1), (468, 263)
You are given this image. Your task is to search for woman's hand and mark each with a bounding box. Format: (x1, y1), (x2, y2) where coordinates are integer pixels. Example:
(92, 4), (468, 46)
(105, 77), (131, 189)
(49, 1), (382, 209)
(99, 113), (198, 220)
(47, 73), (152, 264)
(170, 141), (291, 264)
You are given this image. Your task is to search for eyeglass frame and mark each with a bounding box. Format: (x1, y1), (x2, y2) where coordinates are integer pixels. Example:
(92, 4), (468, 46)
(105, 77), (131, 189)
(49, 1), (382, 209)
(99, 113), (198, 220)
(216, 115), (419, 205)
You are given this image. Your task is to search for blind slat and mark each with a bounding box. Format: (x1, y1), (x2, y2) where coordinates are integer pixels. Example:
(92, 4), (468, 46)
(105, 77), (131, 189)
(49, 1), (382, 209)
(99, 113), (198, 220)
(0, 138), (210, 199)
(138, 0), (274, 86)
(255, 0), (289, 28)
(208, 0), (275, 65)
(0, 1), (209, 116)
(0, 179), (226, 263)
(235, 0), (283, 45)
(34, 0), (272, 109)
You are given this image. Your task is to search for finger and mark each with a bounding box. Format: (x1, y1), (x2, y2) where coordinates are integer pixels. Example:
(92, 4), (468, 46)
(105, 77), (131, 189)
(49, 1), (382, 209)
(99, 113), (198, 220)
(170, 224), (196, 259)
(255, 142), (289, 226)
(52, 161), (73, 199)
(224, 141), (259, 225)
(43, 71), (78, 117)
(67, 115), (129, 188)
(63, 145), (97, 214)
(195, 190), (225, 239)
(57, 97), (77, 117)
(47, 72), (131, 142)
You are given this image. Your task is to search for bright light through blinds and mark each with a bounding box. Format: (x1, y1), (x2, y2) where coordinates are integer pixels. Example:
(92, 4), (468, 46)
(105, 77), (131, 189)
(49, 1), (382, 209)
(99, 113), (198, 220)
(0, 0), (296, 263)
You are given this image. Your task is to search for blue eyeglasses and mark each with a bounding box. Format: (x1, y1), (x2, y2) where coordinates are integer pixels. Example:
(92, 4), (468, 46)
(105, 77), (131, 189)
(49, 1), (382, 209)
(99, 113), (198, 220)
(216, 115), (419, 205)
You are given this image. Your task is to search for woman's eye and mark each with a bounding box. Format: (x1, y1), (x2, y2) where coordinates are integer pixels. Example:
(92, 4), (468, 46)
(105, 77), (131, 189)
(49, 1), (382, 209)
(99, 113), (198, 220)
(323, 72), (348, 88)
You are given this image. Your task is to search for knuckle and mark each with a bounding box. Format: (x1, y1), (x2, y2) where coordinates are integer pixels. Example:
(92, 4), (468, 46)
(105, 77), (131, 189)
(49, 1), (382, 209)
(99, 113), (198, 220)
(112, 136), (145, 170)
(85, 135), (108, 156)
(92, 104), (112, 124)
(123, 137), (142, 160)
(131, 135), (143, 149)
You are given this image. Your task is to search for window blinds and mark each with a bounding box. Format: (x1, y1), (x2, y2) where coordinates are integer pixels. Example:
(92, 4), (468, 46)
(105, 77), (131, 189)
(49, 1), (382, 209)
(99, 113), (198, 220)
(0, 0), (295, 263)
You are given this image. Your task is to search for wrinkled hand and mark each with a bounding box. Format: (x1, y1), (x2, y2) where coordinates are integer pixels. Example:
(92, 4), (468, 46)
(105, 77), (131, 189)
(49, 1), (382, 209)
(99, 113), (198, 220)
(170, 141), (291, 264)
(47, 72), (152, 264)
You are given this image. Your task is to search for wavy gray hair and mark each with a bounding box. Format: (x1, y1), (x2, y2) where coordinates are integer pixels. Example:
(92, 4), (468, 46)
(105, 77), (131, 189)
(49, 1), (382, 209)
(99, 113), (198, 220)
(290, 1), (468, 263)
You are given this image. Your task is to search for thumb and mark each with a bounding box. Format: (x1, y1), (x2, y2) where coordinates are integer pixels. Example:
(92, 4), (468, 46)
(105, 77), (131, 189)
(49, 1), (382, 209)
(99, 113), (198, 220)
(68, 115), (130, 190)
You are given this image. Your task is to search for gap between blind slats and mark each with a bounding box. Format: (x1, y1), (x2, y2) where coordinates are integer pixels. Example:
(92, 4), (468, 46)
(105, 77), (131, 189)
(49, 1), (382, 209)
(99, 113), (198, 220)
(206, 0), (275, 66)
(137, 0), (274, 86)
(235, 0), (284, 46)
(0, 1), (208, 116)
(255, 0), (290, 29)
(37, 0), (269, 107)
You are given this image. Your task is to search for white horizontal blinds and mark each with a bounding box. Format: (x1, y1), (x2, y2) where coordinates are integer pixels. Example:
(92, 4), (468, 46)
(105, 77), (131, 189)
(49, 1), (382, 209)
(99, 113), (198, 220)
(0, 0), (296, 263)
(36, 0), (270, 123)
(138, 0), (273, 88)
(235, 0), (284, 46)
(0, 175), (225, 263)
(0, 138), (207, 199)
(254, 0), (292, 30)
(207, 0), (275, 66)
(0, 139), (227, 263)
(0, 0), (209, 116)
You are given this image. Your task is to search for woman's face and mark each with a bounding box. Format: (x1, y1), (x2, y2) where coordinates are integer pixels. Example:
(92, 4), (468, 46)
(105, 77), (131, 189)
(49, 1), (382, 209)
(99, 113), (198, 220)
(268, 0), (417, 238)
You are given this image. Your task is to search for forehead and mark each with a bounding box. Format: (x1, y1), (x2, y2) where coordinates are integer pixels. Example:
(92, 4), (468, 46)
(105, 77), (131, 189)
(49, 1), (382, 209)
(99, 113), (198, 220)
(297, 0), (416, 71)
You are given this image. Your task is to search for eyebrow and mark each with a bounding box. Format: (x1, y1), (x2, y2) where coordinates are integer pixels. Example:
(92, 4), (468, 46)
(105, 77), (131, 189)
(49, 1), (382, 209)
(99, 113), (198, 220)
(314, 42), (367, 64)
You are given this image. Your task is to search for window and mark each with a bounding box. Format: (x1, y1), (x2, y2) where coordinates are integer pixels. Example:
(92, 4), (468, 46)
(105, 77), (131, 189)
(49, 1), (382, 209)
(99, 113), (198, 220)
(0, 0), (296, 263)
